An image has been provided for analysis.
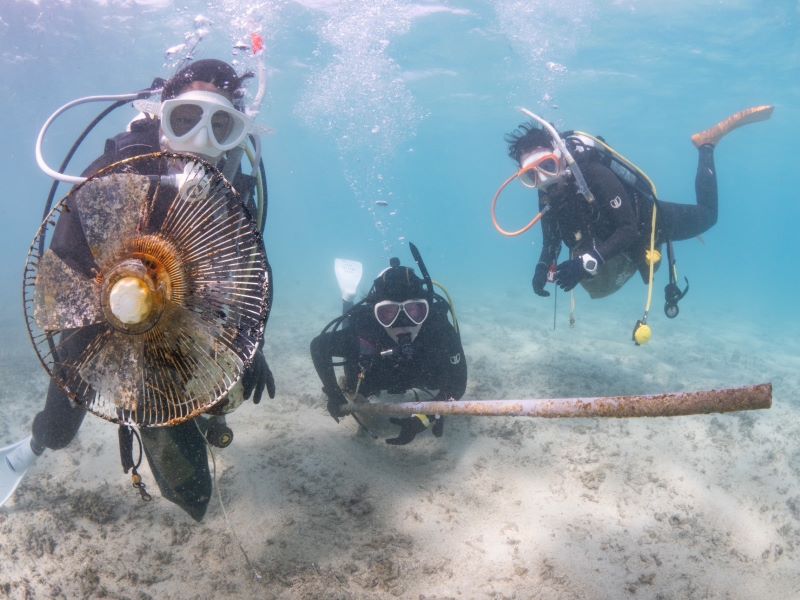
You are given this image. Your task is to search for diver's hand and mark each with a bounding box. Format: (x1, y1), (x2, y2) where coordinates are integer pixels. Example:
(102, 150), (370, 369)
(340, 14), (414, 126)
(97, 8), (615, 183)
(386, 415), (430, 445)
(555, 258), (585, 291)
(324, 387), (348, 423)
(432, 415), (444, 437)
(532, 262), (551, 297)
(242, 350), (275, 404)
(556, 252), (602, 292)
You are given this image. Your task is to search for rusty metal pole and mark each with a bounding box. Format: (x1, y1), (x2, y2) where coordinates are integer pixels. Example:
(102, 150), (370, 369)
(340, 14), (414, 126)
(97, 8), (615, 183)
(343, 383), (771, 419)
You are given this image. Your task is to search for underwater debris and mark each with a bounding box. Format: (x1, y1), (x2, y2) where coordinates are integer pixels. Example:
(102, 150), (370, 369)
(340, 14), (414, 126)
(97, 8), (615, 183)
(346, 383), (772, 419)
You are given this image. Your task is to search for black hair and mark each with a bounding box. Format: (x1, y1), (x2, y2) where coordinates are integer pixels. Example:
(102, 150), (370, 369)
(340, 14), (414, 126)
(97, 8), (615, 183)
(161, 59), (254, 102)
(505, 121), (554, 164)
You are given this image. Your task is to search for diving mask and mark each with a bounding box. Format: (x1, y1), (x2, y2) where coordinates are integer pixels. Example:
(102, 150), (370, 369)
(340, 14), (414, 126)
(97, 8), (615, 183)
(518, 148), (565, 189)
(160, 90), (251, 159)
(375, 298), (429, 346)
(374, 299), (429, 328)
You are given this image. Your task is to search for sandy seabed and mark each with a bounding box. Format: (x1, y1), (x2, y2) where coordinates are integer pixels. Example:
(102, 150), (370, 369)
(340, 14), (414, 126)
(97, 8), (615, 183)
(1, 297), (799, 600)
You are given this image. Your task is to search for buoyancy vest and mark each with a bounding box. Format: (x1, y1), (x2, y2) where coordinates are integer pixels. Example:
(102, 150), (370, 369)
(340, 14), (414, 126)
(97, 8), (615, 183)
(562, 131), (662, 284)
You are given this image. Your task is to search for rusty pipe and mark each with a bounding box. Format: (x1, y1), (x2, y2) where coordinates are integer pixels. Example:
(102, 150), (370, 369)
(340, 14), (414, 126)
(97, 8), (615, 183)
(343, 383), (772, 419)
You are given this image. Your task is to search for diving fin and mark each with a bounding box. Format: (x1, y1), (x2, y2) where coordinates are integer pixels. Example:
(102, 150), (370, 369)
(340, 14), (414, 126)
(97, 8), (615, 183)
(691, 105), (774, 148)
(1, 436), (39, 507)
(140, 421), (211, 521)
(334, 258), (363, 312)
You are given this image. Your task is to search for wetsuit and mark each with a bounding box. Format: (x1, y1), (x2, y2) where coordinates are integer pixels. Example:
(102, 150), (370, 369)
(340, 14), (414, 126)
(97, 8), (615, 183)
(310, 296), (467, 410)
(536, 145), (717, 298)
(31, 117), (264, 520)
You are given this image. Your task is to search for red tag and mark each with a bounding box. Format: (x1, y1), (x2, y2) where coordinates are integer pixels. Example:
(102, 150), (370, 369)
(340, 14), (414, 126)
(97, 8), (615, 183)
(547, 264), (557, 283)
(251, 33), (264, 55)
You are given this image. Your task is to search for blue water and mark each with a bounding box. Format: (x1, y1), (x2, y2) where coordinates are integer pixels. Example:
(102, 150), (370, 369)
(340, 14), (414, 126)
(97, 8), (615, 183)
(1, 0), (797, 333)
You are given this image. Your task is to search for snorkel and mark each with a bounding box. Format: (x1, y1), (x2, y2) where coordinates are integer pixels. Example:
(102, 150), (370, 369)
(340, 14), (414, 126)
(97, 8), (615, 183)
(246, 37), (267, 204)
(246, 34), (267, 120)
(408, 242), (434, 304)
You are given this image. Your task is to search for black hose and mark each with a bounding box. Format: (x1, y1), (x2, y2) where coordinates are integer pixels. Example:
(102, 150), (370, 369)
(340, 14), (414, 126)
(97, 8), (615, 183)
(259, 157), (268, 232)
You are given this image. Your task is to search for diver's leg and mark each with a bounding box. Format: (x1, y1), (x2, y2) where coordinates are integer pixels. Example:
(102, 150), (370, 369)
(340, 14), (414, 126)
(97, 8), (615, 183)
(30, 327), (102, 453)
(659, 104), (774, 240)
(658, 144), (718, 241)
(30, 380), (87, 453)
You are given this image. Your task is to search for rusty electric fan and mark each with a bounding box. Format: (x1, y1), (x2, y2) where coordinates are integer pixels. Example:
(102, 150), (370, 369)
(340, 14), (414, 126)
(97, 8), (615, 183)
(22, 153), (271, 427)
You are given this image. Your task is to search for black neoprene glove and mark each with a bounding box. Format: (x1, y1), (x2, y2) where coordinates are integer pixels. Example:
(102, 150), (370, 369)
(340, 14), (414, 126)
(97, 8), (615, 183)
(555, 251), (602, 292)
(555, 258), (585, 291)
(432, 415), (444, 437)
(324, 386), (348, 423)
(241, 350), (275, 404)
(532, 262), (551, 297)
(386, 416), (428, 445)
(386, 414), (443, 445)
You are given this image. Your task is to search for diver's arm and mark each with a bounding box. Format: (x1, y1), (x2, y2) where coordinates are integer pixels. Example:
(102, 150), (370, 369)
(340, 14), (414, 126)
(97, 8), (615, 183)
(537, 191), (561, 265)
(589, 164), (639, 261)
(310, 331), (348, 400)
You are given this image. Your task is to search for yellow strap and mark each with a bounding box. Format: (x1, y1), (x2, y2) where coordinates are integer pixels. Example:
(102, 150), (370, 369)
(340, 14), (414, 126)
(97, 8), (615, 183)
(432, 279), (460, 333)
(412, 414), (431, 428)
(644, 202), (658, 316)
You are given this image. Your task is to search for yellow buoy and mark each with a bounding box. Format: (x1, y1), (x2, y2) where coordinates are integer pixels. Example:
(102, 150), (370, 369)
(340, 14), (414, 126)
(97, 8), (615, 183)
(645, 249), (661, 265)
(634, 323), (652, 345)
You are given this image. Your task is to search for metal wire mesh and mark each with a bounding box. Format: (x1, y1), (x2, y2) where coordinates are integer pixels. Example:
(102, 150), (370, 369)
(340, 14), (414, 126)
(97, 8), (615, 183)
(23, 153), (270, 427)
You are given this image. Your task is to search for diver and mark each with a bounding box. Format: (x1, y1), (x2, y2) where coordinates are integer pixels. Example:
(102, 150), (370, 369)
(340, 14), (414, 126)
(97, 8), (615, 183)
(1, 58), (274, 520)
(493, 104), (773, 342)
(310, 244), (467, 445)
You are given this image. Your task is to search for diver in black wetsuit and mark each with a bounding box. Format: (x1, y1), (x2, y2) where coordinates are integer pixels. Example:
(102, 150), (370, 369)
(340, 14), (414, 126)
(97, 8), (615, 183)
(310, 247), (467, 445)
(501, 105), (774, 302)
(1, 59), (274, 520)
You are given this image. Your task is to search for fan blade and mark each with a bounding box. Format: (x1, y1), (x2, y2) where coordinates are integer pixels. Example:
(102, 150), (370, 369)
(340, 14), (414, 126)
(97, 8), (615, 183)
(75, 173), (152, 269)
(33, 249), (103, 331)
(78, 329), (145, 416)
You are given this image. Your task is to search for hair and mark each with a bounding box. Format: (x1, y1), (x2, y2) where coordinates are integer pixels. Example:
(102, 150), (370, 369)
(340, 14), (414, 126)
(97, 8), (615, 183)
(505, 121), (555, 164)
(161, 59), (254, 103)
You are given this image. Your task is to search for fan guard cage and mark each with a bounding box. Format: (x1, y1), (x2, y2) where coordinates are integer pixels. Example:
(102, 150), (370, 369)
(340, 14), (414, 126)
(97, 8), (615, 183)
(22, 153), (270, 427)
